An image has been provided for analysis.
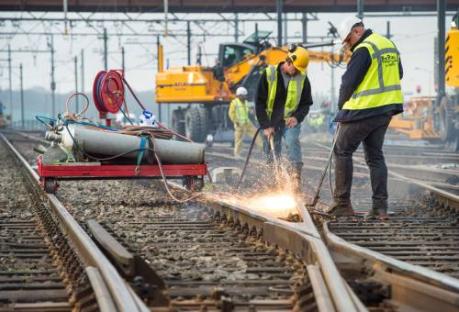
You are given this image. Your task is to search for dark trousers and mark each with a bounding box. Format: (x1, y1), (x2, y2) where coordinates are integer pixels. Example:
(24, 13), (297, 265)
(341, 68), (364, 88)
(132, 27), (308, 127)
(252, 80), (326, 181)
(333, 114), (392, 211)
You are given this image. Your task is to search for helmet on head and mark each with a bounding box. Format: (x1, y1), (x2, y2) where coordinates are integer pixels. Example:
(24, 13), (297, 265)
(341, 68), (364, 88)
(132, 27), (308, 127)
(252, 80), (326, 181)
(338, 17), (363, 42)
(236, 87), (248, 96)
(287, 46), (309, 74)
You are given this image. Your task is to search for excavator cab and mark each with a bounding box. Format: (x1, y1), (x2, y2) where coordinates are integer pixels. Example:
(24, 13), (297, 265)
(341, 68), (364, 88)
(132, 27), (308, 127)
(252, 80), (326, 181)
(218, 31), (272, 68)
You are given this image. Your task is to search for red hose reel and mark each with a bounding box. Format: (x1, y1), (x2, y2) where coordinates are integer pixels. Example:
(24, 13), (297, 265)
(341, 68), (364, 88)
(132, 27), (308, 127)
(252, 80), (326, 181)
(92, 70), (125, 116)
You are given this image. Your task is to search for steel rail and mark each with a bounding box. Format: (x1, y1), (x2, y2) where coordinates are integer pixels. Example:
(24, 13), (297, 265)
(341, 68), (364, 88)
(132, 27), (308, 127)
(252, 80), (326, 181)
(323, 221), (459, 311)
(0, 133), (148, 312)
(168, 181), (362, 311)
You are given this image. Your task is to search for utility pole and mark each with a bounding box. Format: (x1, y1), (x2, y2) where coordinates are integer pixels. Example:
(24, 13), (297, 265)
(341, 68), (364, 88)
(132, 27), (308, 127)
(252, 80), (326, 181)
(331, 46), (336, 112)
(386, 21), (391, 39)
(121, 46), (125, 73)
(49, 35), (56, 117)
(20, 63), (24, 129)
(357, 0), (364, 20)
(187, 21), (191, 65)
(276, 0), (283, 46)
(7, 44), (12, 121)
(103, 27), (108, 70)
(283, 12), (288, 45)
(301, 13), (308, 43)
(234, 13), (239, 42)
(74, 55), (79, 113)
(80, 49), (85, 96)
(437, 0), (446, 103)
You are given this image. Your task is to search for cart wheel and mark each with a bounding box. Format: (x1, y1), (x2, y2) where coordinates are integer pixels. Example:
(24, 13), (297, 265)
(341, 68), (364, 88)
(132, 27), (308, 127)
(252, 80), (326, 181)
(184, 176), (204, 192)
(44, 179), (59, 194)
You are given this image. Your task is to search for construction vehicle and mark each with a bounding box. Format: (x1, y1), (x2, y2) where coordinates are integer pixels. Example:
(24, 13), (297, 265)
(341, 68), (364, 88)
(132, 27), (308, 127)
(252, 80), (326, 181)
(389, 15), (459, 151)
(155, 31), (346, 142)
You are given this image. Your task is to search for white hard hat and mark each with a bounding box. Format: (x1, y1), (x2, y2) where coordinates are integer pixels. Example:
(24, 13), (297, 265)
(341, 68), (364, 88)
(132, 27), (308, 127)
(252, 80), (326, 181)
(338, 17), (363, 42)
(236, 87), (248, 96)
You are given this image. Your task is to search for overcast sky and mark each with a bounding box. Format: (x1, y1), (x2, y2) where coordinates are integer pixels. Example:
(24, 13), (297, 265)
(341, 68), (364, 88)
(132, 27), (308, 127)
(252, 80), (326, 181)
(0, 11), (449, 109)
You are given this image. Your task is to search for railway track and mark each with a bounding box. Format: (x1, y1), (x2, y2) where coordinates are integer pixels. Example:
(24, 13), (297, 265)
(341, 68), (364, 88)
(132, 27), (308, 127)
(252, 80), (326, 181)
(5, 129), (459, 311)
(205, 142), (459, 310)
(0, 133), (147, 311)
(3, 131), (361, 310)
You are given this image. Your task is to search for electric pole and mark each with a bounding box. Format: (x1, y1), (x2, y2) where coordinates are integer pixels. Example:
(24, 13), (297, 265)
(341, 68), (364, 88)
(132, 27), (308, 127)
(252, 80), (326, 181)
(103, 27), (108, 70)
(7, 44), (12, 121)
(74, 55), (79, 113)
(80, 49), (85, 96)
(49, 35), (56, 117)
(20, 63), (24, 129)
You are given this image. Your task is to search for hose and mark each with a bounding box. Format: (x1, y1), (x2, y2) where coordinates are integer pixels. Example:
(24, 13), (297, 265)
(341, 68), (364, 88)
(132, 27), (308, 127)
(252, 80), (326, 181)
(65, 92), (90, 117)
(236, 127), (261, 189)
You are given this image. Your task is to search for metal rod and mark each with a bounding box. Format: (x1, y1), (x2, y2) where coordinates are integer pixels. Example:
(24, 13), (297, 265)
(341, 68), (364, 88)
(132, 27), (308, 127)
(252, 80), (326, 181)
(437, 0), (446, 103)
(7, 44), (12, 121)
(103, 28), (108, 70)
(19, 63), (24, 129)
(276, 0), (283, 46)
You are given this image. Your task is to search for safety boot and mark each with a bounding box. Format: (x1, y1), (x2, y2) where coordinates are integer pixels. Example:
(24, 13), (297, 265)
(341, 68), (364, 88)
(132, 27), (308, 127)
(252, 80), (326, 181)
(328, 200), (354, 217)
(366, 200), (389, 220)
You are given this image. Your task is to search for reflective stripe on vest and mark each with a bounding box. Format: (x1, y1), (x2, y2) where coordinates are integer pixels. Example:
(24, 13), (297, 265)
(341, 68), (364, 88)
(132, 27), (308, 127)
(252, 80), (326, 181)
(343, 33), (403, 110)
(233, 98), (249, 124)
(266, 65), (307, 118)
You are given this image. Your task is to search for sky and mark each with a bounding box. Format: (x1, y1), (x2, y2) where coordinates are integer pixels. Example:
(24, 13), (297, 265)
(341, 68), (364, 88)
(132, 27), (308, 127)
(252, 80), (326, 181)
(0, 10), (450, 115)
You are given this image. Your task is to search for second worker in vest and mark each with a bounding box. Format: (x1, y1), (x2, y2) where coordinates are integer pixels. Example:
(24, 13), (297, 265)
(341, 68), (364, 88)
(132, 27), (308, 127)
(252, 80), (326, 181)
(255, 46), (313, 191)
(228, 87), (261, 157)
(330, 18), (404, 219)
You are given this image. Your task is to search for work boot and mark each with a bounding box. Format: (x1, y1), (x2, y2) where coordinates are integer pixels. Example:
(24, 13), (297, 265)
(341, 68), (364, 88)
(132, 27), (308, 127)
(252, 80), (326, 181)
(328, 200), (354, 217)
(366, 200), (389, 220)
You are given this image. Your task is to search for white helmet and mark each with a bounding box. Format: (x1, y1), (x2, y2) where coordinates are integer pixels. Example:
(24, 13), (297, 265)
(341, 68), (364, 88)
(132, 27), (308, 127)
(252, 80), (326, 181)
(236, 87), (248, 96)
(338, 16), (363, 42)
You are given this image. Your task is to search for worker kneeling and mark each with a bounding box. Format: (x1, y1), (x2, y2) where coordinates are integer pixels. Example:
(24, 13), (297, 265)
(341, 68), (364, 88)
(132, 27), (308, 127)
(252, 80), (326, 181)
(229, 87), (261, 157)
(255, 46), (313, 191)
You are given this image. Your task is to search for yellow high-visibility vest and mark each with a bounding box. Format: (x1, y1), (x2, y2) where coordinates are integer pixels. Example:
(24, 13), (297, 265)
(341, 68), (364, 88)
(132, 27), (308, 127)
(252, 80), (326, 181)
(343, 33), (403, 110)
(266, 65), (306, 118)
(231, 98), (249, 124)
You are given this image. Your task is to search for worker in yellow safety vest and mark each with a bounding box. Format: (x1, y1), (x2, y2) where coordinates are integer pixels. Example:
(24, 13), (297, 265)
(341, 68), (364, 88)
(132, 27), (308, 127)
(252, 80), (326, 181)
(330, 17), (404, 219)
(255, 46), (313, 191)
(228, 87), (261, 157)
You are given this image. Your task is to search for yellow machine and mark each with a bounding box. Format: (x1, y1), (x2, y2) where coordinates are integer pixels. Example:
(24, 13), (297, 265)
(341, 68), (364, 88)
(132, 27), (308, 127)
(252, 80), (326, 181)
(155, 31), (347, 142)
(389, 16), (459, 150)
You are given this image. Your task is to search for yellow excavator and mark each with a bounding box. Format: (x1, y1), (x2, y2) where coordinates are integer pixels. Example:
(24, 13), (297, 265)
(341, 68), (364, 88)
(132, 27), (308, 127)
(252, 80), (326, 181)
(388, 15), (459, 151)
(155, 31), (347, 142)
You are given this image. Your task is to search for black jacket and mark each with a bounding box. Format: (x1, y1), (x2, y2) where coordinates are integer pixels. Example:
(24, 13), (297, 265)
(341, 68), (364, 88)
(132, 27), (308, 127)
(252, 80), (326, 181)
(255, 63), (313, 129)
(335, 29), (404, 122)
